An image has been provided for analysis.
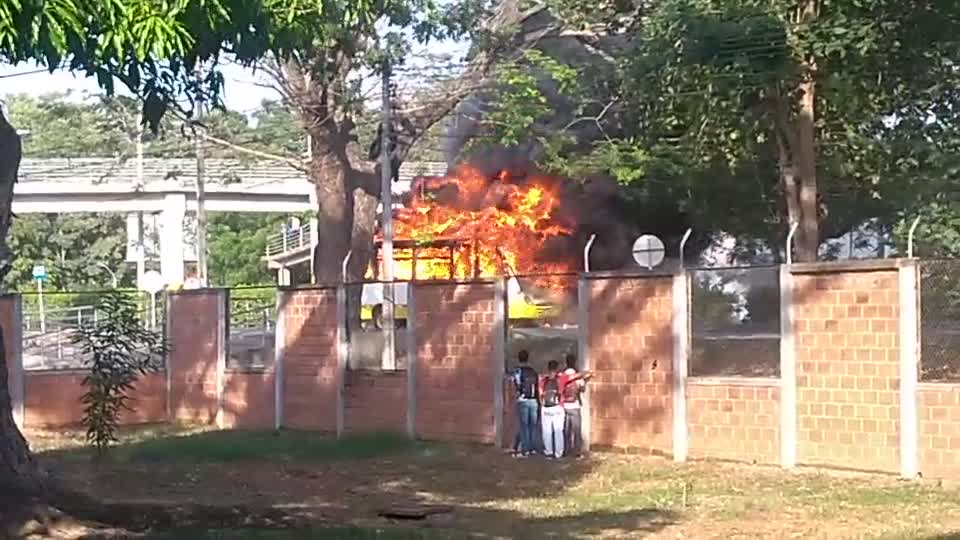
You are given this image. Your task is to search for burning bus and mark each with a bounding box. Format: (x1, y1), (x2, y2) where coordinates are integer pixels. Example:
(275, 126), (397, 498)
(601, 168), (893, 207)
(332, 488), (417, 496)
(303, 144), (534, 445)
(359, 166), (576, 328)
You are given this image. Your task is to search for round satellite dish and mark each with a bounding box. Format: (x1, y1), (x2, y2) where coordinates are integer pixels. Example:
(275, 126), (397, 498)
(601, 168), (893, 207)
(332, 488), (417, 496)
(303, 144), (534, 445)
(141, 270), (165, 295)
(632, 235), (666, 270)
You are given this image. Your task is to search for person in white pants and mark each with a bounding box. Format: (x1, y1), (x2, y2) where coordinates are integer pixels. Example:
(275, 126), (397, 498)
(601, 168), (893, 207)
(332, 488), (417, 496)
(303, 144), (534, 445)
(540, 360), (565, 459)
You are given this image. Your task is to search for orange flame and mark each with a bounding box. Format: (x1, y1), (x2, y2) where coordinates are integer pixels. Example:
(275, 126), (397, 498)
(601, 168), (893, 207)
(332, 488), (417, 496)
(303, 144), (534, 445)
(373, 165), (576, 288)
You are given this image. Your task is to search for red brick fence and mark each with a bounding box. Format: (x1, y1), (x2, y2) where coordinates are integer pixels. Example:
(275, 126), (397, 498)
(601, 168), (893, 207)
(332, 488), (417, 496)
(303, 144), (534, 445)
(5, 259), (960, 479)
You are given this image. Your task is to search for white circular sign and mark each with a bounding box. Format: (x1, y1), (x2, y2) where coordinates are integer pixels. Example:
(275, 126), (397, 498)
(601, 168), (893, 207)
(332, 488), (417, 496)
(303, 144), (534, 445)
(141, 270), (165, 294)
(632, 235), (666, 269)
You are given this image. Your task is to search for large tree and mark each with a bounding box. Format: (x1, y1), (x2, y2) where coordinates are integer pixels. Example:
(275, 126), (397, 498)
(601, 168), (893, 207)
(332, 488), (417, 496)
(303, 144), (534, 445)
(0, 0), (498, 527)
(463, 0), (960, 263)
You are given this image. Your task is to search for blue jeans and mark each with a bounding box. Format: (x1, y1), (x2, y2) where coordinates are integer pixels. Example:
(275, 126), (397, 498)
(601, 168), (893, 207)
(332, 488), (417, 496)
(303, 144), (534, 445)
(517, 399), (539, 453)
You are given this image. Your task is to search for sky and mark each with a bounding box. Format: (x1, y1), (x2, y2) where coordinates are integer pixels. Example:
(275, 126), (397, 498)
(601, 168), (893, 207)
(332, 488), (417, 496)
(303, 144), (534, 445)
(0, 40), (468, 117)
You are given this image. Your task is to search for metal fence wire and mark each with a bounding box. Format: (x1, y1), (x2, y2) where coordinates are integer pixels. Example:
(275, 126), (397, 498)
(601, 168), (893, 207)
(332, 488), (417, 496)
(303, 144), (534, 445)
(228, 288), (277, 370)
(22, 290), (161, 371)
(689, 266), (781, 378)
(344, 282), (409, 371)
(919, 259), (960, 382)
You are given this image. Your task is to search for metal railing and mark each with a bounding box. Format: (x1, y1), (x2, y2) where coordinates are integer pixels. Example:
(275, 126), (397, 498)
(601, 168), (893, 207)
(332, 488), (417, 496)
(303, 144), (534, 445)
(228, 295), (277, 369)
(265, 224), (312, 257)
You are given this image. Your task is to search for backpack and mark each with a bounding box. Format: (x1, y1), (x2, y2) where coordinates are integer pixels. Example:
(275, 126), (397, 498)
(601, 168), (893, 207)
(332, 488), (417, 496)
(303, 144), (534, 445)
(562, 376), (580, 404)
(542, 375), (561, 407)
(516, 366), (538, 400)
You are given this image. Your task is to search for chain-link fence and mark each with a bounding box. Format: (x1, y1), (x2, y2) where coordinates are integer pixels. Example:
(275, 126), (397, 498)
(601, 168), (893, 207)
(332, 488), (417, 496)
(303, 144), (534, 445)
(344, 282), (409, 371)
(689, 266), (781, 377)
(228, 287), (277, 370)
(21, 289), (160, 370)
(505, 274), (578, 374)
(919, 259), (960, 382)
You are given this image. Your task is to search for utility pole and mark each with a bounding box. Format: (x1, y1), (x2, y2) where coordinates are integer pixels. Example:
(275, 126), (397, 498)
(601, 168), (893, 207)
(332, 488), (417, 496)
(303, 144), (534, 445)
(194, 100), (208, 287)
(135, 120), (146, 290)
(380, 59), (397, 371)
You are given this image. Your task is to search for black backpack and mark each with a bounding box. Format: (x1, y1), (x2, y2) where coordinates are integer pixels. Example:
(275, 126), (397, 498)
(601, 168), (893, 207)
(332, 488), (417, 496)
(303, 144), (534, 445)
(542, 375), (561, 407)
(516, 366), (538, 399)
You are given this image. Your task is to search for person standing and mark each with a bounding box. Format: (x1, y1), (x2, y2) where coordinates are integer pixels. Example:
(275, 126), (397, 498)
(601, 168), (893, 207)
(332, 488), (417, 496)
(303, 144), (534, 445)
(560, 353), (591, 458)
(540, 360), (566, 459)
(510, 350), (540, 457)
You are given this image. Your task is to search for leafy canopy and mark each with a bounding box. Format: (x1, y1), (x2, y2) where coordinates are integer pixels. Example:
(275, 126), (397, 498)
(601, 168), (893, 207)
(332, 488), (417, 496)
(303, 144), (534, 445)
(0, 0), (476, 128)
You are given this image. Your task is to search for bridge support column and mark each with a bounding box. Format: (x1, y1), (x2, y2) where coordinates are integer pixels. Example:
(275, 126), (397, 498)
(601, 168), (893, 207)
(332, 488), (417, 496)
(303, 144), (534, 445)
(160, 193), (186, 286)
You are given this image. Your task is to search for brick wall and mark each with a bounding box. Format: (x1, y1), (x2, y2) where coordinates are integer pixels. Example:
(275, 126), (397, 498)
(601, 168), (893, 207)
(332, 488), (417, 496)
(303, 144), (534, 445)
(282, 288), (338, 431)
(23, 371), (166, 427)
(343, 370), (407, 433)
(414, 283), (496, 443)
(168, 291), (223, 424)
(222, 370), (275, 429)
(794, 269), (901, 472)
(918, 384), (960, 478)
(687, 380), (780, 464)
(587, 276), (673, 454)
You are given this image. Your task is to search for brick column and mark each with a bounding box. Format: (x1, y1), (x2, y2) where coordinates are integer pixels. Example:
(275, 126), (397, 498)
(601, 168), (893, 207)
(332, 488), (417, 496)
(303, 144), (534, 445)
(281, 288), (339, 431)
(168, 289), (226, 425)
(899, 260), (920, 479)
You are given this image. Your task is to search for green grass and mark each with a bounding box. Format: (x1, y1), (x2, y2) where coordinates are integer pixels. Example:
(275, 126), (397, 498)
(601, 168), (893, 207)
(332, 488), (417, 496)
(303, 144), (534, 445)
(115, 430), (425, 463)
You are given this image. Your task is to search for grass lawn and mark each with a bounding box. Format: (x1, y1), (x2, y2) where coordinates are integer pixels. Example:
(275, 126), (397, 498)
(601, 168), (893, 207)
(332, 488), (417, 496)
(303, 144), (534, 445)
(26, 426), (960, 539)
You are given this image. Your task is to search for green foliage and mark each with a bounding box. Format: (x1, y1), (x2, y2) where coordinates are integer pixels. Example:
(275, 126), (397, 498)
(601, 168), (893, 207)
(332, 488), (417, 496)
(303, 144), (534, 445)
(208, 214), (287, 287)
(0, 0), (485, 128)
(76, 291), (168, 456)
(9, 213), (128, 290)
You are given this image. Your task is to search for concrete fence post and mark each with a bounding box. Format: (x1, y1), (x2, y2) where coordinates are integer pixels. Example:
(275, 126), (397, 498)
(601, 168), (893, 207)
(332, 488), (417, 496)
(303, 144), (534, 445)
(273, 290), (288, 430)
(406, 285), (418, 439)
(215, 289), (228, 429)
(335, 286), (348, 438)
(164, 292), (173, 422)
(899, 260), (920, 479)
(8, 295), (24, 430)
(492, 278), (506, 448)
(577, 277), (592, 452)
(779, 265), (798, 469)
(672, 271), (690, 462)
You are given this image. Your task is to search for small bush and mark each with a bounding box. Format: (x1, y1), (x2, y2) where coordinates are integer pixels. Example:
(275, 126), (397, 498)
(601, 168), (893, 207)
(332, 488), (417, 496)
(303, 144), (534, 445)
(76, 291), (169, 456)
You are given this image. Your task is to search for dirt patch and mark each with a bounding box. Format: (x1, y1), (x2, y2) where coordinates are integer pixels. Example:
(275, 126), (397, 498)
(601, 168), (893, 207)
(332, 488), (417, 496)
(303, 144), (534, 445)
(27, 430), (960, 539)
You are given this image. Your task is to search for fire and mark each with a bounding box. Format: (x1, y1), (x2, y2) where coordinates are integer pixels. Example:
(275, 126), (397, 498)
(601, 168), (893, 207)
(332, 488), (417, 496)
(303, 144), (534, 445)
(374, 164), (576, 288)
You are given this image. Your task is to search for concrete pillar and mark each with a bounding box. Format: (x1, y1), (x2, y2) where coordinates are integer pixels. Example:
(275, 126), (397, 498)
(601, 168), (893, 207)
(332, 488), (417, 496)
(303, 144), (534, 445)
(492, 278), (507, 448)
(159, 193), (186, 286)
(335, 285), (348, 438)
(779, 265), (798, 469)
(577, 277), (592, 452)
(215, 289), (228, 429)
(899, 260), (920, 479)
(310, 217), (319, 284)
(273, 290), (288, 431)
(406, 285), (418, 439)
(672, 272), (690, 462)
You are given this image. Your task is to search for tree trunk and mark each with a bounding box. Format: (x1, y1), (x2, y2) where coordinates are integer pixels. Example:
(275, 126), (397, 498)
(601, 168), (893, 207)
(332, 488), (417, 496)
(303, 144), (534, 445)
(795, 77), (819, 262)
(310, 146), (354, 285)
